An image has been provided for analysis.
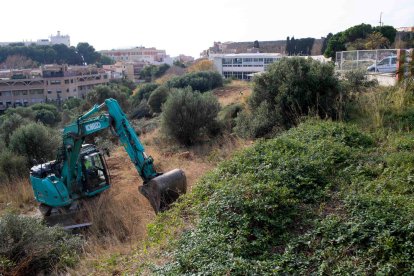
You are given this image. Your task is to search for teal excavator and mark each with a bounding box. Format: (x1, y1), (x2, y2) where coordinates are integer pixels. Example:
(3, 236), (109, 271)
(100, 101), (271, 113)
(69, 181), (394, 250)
(29, 98), (186, 229)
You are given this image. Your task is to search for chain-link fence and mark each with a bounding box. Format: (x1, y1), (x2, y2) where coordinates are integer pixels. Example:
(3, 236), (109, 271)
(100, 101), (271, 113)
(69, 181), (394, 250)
(335, 49), (409, 73)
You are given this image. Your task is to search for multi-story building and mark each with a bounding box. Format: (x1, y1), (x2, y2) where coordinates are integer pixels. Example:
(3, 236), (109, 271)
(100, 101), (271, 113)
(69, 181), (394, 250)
(210, 53), (283, 80)
(103, 62), (135, 81)
(100, 47), (172, 65)
(0, 31), (70, 47)
(50, 31), (70, 47)
(0, 64), (109, 112)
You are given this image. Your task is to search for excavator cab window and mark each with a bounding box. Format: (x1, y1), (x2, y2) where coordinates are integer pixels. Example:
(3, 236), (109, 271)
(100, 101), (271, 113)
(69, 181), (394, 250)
(81, 152), (109, 192)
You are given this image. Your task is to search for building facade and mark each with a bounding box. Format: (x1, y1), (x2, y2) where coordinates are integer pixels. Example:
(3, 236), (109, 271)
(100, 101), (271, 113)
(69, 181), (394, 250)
(210, 53), (283, 80)
(0, 31), (70, 47)
(0, 65), (109, 111)
(103, 62), (135, 81)
(49, 31), (70, 47)
(100, 47), (172, 65)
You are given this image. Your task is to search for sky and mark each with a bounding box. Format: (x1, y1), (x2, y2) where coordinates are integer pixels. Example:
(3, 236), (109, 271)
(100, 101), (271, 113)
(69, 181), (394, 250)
(1, 0), (413, 58)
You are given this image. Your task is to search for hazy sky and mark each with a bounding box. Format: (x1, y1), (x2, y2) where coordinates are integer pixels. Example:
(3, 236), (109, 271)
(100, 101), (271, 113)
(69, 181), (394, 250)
(1, 0), (413, 57)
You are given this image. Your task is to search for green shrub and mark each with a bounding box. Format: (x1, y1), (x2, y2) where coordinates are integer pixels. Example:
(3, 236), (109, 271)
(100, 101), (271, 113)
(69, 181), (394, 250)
(130, 99), (152, 119)
(31, 103), (61, 126)
(234, 101), (281, 138)
(0, 113), (30, 146)
(156, 120), (370, 274)
(0, 213), (82, 275)
(0, 150), (27, 182)
(133, 83), (159, 103)
(343, 69), (378, 92)
(218, 103), (243, 130)
(161, 87), (221, 145)
(63, 98), (84, 110)
(238, 57), (343, 137)
(155, 120), (414, 274)
(86, 85), (130, 111)
(9, 123), (60, 165)
(3, 106), (35, 120)
(148, 86), (169, 113)
(166, 71), (223, 92)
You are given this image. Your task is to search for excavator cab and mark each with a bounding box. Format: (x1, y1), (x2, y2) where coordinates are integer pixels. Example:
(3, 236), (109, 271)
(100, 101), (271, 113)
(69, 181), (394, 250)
(80, 144), (110, 196)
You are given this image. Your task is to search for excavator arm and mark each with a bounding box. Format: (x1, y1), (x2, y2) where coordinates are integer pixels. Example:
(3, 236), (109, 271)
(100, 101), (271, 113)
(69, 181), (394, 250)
(30, 98), (186, 214)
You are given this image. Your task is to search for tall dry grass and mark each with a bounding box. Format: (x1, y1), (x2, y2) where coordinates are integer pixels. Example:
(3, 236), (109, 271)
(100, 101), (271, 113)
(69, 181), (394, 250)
(0, 178), (35, 213)
(355, 80), (414, 129)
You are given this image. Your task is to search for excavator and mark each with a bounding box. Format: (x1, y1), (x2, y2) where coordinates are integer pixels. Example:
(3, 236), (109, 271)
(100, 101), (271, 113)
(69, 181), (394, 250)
(29, 98), (187, 229)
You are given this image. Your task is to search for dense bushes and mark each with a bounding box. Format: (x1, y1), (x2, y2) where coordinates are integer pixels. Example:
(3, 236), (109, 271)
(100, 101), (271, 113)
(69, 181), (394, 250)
(162, 87), (221, 145)
(86, 84), (130, 111)
(236, 57), (343, 138)
(0, 213), (82, 275)
(132, 83), (159, 103)
(148, 86), (169, 113)
(9, 123), (60, 165)
(166, 71), (223, 92)
(0, 151), (27, 181)
(31, 103), (61, 126)
(153, 120), (414, 274)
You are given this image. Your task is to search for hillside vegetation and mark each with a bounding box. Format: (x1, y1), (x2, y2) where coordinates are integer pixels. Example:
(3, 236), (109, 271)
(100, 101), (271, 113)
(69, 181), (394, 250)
(1, 54), (414, 275)
(148, 117), (414, 274)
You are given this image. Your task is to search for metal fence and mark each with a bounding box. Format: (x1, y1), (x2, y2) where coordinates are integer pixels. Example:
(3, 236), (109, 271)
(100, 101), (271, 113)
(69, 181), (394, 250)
(335, 49), (410, 73)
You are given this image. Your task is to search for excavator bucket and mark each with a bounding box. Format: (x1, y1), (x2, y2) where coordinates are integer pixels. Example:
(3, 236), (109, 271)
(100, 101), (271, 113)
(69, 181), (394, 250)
(139, 169), (187, 213)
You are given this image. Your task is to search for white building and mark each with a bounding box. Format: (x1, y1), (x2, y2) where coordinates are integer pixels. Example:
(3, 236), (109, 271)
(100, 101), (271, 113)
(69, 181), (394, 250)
(100, 47), (172, 65)
(50, 31), (70, 47)
(0, 31), (70, 47)
(210, 53), (283, 80)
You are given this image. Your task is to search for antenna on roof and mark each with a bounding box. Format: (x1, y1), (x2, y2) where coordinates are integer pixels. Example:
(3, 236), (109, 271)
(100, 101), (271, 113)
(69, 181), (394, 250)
(379, 12), (383, 26)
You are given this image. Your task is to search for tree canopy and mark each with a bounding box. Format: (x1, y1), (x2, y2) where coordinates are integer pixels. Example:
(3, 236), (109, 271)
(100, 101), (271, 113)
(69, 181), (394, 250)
(323, 24), (397, 59)
(0, 42), (106, 68)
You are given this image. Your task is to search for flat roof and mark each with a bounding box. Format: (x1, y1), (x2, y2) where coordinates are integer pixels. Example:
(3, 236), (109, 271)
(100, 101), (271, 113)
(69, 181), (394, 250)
(210, 53), (283, 58)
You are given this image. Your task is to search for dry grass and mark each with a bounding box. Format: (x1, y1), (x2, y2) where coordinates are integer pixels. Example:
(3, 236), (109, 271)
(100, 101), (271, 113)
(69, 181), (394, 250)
(72, 125), (249, 274)
(356, 82), (414, 129)
(213, 80), (252, 107)
(0, 178), (36, 214)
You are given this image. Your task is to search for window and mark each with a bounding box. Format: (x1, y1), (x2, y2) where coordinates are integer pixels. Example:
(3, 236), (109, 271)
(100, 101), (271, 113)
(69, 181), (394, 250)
(13, 91), (21, 96)
(0, 102), (3, 105)
(66, 88), (70, 92)
(71, 79), (74, 83)
(222, 58), (232, 65)
(50, 80), (61, 85)
(22, 90), (28, 95)
(378, 59), (388, 66)
(64, 79), (69, 84)
(57, 90), (62, 94)
(391, 57), (397, 64)
(48, 90), (52, 94)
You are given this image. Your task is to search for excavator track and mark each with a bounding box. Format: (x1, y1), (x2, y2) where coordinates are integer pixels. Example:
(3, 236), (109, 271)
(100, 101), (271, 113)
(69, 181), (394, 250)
(40, 202), (92, 231)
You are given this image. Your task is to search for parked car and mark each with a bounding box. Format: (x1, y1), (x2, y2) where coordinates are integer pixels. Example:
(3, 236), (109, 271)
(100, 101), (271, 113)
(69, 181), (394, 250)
(367, 56), (397, 73)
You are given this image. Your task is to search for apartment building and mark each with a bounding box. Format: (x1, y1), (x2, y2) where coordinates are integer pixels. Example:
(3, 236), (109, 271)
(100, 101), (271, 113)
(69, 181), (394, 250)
(100, 47), (172, 65)
(210, 53), (283, 80)
(103, 62), (134, 80)
(0, 65), (109, 111)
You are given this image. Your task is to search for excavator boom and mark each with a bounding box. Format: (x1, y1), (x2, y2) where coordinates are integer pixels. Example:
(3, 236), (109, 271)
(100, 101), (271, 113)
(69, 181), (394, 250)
(30, 98), (187, 229)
